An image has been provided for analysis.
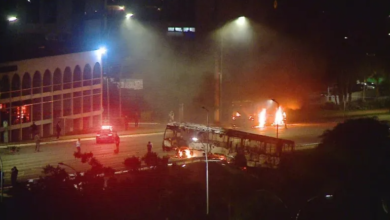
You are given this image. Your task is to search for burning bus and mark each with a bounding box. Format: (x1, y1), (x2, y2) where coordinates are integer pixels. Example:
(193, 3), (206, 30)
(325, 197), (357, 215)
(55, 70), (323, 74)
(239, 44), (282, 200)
(162, 122), (294, 168)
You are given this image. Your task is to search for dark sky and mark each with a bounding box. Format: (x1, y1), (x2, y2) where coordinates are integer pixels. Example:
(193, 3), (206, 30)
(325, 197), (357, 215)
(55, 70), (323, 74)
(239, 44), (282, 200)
(0, 0), (389, 117)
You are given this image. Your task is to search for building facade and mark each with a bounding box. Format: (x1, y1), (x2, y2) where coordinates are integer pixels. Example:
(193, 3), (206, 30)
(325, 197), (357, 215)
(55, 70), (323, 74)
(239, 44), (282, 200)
(0, 50), (104, 142)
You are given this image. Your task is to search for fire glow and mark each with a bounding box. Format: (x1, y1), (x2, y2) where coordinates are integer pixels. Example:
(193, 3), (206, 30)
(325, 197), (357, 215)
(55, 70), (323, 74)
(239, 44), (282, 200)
(273, 106), (285, 126)
(256, 108), (266, 128)
(178, 149), (192, 158)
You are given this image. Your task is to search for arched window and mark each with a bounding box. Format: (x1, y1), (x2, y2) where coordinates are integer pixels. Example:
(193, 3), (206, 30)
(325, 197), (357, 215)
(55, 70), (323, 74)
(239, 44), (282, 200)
(43, 69), (52, 93)
(83, 64), (92, 86)
(22, 72), (31, 96)
(32, 71), (41, 94)
(1, 75), (10, 98)
(53, 68), (62, 91)
(73, 65), (82, 88)
(93, 62), (101, 85)
(11, 74), (21, 97)
(63, 67), (72, 89)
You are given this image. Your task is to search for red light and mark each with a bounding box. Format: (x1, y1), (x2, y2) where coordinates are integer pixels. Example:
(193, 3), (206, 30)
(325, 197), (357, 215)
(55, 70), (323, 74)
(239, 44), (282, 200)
(0, 104), (2, 109)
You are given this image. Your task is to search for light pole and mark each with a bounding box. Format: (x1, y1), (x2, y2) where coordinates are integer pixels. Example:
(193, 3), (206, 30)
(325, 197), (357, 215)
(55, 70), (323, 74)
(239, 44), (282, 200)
(201, 106), (210, 215)
(98, 47), (109, 123)
(215, 16), (249, 125)
(271, 99), (280, 139)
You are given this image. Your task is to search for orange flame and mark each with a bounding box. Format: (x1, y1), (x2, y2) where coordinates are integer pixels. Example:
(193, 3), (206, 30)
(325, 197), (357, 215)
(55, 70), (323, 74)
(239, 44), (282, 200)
(273, 106), (285, 126)
(178, 149), (192, 158)
(185, 149), (192, 158)
(257, 108), (266, 128)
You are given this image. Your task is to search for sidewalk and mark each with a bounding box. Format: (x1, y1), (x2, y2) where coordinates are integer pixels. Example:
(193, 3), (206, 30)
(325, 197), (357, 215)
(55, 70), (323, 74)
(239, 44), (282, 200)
(0, 122), (166, 149)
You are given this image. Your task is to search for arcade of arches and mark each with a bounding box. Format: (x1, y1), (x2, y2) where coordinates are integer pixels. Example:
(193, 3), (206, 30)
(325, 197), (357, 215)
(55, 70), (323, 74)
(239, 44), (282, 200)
(0, 52), (103, 142)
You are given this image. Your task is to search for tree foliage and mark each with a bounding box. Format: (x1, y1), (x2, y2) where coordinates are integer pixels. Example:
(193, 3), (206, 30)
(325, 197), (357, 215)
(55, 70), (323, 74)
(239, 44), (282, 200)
(313, 118), (390, 191)
(123, 156), (141, 171)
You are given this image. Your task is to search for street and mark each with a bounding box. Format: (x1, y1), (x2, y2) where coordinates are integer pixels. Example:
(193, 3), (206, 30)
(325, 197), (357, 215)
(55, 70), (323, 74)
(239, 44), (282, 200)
(1, 133), (168, 184)
(1, 122), (338, 184)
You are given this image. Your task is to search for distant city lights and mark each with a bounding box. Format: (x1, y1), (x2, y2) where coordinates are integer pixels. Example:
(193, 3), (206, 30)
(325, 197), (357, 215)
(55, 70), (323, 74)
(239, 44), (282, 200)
(344, 36), (348, 39)
(118, 6), (125, 11)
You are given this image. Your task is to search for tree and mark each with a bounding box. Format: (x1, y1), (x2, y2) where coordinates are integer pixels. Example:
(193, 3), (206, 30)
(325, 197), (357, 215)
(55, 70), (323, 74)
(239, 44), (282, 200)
(313, 118), (390, 192)
(142, 152), (169, 168)
(124, 156), (141, 171)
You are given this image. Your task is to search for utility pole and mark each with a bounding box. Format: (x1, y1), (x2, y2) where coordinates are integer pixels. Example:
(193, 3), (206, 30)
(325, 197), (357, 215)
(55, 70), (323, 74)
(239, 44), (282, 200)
(271, 99), (280, 139)
(202, 106), (210, 215)
(107, 77), (110, 123)
(119, 70), (122, 118)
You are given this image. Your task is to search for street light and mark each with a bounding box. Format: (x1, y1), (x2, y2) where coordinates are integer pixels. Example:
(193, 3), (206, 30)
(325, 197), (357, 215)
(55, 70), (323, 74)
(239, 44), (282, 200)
(201, 106), (210, 215)
(97, 47), (111, 123)
(235, 16), (246, 25)
(271, 99), (280, 139)
(7, 16), (18, 22)
(125, 13), (134, 19)
(98, 47), (107, 55)
(215, 16), (251, 125)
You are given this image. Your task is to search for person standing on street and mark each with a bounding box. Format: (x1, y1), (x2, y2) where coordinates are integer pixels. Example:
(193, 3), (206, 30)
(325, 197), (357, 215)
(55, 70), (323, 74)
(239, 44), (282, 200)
(282, 112), (287, 129)
(114, 133), (120, 153)
(147, 141), (153, 153)
(11, 166), (18, 187)
(124, 115), (129, 130)
(76, 138), (81, 153)
(56, 121), (61, 139)
(134, 111), (139, 127)
(169, 111), (174, 122)
(30, 122), (38, 139)
(34, 134), (40, 152)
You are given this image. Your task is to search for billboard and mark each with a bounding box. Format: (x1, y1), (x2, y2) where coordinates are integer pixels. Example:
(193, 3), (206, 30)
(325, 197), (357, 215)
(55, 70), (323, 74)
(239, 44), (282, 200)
(120, 79), (143, 90)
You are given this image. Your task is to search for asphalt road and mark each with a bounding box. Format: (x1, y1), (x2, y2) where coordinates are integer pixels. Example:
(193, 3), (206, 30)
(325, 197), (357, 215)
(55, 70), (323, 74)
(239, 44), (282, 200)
(1, 122), (338, 184)
(1, 132), (170, 185)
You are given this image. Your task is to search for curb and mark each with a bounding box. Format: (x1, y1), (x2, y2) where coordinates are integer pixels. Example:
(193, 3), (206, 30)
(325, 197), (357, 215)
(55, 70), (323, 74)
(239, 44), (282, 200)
(0, 129), (165, 149)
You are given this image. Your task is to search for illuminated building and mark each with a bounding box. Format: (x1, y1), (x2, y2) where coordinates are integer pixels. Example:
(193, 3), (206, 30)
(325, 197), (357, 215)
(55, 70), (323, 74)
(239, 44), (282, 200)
(0, 50), (103, 142)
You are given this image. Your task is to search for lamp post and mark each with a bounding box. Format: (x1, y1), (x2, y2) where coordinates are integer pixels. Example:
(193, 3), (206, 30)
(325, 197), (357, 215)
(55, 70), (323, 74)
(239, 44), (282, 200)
(271, 99), (280, 139)
(215, 16), (249, 125)
(98, 47), (109, 123)
(201, 106), (210, 215)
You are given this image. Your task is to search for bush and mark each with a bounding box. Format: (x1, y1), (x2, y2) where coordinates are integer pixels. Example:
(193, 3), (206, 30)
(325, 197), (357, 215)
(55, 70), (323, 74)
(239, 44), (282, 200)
(142, 152), (170, 168)
(124, 156), (141, 171)
(142, 152), (159, 167)
(73, 152), (94, 163)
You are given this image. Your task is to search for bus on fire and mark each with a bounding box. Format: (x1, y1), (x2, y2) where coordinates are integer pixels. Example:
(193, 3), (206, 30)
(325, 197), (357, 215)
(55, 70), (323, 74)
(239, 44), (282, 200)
(162, 122), (295, 168)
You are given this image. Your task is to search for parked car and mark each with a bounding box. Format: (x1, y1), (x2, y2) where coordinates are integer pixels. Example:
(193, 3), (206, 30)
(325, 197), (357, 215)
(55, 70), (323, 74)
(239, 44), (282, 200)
(96, 125), (115, 144)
